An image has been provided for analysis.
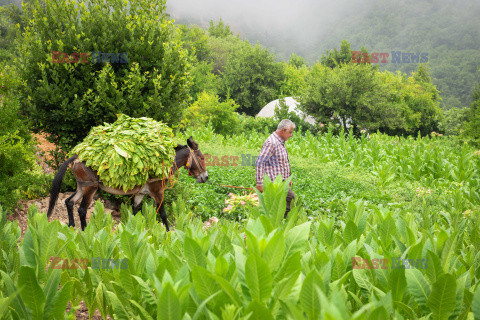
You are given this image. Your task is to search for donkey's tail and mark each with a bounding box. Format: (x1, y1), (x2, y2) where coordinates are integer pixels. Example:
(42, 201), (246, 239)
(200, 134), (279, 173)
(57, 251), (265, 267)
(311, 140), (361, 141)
(47, 155), (78, 218)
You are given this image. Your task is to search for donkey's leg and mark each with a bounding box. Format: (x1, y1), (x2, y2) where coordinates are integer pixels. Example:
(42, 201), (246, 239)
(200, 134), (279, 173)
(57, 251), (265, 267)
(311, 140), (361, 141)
(156, 201), (169, 232)
(148, 181), (169, 231)
(78, 186), (98, 231)
(150, 191), (169, 231)
(65, 187), (83, 227)
(132, 194), (145, 216)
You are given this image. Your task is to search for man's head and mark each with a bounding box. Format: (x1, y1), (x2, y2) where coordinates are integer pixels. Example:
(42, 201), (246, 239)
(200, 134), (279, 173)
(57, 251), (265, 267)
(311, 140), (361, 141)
(276, 119), (295, 141)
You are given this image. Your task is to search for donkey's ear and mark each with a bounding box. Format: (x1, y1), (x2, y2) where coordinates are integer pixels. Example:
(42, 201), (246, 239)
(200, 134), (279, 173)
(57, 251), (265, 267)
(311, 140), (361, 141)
(174, 144), (185, 151)
(187, 136), (198, 150)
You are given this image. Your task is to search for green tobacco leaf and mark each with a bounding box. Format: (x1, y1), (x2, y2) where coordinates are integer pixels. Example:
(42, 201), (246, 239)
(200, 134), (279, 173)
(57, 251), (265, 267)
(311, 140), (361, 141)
(119, 268), (137, 300)
(22, 228), (37, 267)
(449, 275), (467, 320)
(388, 268), (406, 302)
(245, 254), (273, 302)
(211, 275), (241, 306)
(405, 268), (431, 308)
(106, 291), (130, 319)
(43, 269), (61, 319)
(18, 266), (45, 319)
(0, 270), (28, 319)
(284, 222), (310, 258)
(115, 144), (130, 158)
(381, 214), (397, 240)
(426, 250), (445, 284)
(191, 266), (221, 301)
(214, 255), (229, 278)
(49, 281), (74, 320)
(263, 231), (285, 272)
(260, 175), (288, 227)
(344, 220), (359, 244)
(157, 283), (181, 320)
(352, 268), (372, 298)
(0, 289), (21, 320)
(120, 230), (136, 261)
(132, 275), (157, 307)
(272, 270), (301, 301)
(473, 285), (480, 320)
(427, 273), (457, 320)
(368, 306), (389, 320)
(184, 237), (207, 269)
(330, 253), (345, 282)
(275, 251), (302, 282)
(191, 290), (221, 320)
(245, 300), (274, 320)
(95, 283), (108, 318)
(300, 269), (322, 319)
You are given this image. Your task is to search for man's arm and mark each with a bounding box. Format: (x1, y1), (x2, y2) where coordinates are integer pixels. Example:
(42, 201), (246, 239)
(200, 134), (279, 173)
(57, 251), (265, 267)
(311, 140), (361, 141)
(255, 141), (275, 190)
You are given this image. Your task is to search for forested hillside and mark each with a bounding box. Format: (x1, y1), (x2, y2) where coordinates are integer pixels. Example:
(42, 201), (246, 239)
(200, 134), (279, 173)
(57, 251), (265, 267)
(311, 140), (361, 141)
(169, 0), (480, 110)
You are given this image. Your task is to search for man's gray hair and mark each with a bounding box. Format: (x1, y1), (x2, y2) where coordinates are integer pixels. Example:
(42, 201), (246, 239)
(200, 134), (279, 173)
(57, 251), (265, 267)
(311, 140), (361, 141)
(277, 119), (296, 131)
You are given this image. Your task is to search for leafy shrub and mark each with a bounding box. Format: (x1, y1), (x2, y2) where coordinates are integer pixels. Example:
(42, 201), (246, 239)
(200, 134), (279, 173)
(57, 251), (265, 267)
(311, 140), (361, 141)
(181, 91), (239, 136)
(17, 0), (191, 150)
(0, 67), (49, 212)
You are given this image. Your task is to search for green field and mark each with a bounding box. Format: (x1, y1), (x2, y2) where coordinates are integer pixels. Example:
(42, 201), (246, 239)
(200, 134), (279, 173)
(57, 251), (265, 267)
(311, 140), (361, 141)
(2, 125), (480, 319)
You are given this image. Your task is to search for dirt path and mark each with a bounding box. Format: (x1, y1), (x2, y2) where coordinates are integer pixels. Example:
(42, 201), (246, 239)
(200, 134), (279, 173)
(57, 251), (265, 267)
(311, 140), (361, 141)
(8, 193), (122, 237)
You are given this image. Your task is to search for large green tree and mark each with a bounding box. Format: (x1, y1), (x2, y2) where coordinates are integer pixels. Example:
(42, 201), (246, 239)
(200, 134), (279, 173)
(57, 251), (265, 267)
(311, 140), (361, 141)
(17, 0), (191, 149)
(299, 62), (442, 136)
(219, 44), (284, 116)
(300, 62), (386, 134)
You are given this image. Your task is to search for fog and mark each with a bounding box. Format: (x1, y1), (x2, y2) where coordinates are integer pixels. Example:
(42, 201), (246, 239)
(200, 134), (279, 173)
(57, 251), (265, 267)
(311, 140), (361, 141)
(167, 0), (480, 62)
(167, 0), (376, 59)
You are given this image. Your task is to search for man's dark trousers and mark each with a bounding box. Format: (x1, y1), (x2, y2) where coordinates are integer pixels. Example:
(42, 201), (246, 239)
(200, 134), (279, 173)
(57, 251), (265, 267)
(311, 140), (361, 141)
(285, 188), (295, 218)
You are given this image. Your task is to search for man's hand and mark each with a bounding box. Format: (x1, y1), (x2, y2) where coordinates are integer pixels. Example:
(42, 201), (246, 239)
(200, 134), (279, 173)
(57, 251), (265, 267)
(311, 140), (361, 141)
(289, 181), (293, 187)
(256, 185), (263, 193)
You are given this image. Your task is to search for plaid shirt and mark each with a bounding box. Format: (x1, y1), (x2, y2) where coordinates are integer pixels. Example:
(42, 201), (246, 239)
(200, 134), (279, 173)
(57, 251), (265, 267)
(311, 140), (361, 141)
(255, 132), (291, 186)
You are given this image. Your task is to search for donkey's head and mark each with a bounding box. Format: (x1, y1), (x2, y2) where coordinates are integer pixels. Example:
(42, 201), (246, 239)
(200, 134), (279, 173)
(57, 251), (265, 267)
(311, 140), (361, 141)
(175, 136), (208, 183)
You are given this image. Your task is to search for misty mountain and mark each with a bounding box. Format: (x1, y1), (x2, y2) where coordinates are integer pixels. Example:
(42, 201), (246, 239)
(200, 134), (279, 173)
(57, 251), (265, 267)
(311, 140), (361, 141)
(168, 0), (480, 109)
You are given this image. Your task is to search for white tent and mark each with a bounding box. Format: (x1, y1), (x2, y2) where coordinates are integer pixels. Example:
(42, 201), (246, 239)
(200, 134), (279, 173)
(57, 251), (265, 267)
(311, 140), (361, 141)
(256, 97), (316, 125)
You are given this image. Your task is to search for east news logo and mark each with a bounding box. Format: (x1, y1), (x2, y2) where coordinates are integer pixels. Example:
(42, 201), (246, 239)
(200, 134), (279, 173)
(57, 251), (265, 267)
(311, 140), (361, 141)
(52, 51), (128, 64)
(351, 51), (428, 64)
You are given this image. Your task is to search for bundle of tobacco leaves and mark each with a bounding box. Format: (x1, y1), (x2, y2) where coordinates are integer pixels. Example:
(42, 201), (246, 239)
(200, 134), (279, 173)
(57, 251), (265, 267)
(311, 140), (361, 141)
(71, 114), (176, 191)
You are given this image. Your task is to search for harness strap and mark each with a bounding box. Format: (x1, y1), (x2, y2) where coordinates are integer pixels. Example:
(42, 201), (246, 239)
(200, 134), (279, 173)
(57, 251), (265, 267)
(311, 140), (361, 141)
(77, 180), (100, 187)
(185, 147), (205, 172)
(79, 161), (100, 187)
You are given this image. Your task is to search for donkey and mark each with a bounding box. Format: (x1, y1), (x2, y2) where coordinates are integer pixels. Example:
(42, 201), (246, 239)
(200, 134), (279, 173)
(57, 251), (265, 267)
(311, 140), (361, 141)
(47, 136), (208, 231)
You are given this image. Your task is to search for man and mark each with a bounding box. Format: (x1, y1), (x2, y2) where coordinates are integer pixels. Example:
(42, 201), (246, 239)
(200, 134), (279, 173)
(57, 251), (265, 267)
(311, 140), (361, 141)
(255, 119), (295, 218)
